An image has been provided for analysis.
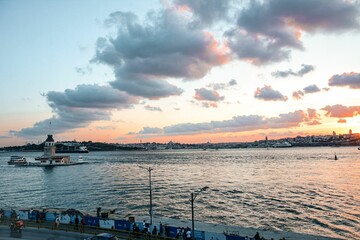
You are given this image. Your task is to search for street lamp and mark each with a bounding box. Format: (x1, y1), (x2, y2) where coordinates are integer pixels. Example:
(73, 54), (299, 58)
(190, 186), (209, 240)
(139, 166), (154, 225)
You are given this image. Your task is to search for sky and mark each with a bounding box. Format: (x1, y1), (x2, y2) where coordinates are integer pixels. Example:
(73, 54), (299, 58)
(1, 0), (360, 147)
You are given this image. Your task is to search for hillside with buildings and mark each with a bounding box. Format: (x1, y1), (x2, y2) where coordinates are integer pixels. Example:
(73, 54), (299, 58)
(1, 131), (359, 152)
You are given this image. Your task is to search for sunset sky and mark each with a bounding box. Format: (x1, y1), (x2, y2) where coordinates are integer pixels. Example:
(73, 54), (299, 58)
(1, 0), (360, 147)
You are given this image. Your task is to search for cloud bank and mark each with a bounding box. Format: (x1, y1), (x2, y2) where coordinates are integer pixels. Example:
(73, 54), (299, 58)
(134, 109), (320, 136)
(11, 85), (138, 137)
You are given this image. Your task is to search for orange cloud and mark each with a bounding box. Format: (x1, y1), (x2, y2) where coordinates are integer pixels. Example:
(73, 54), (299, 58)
(322, 104), (360, 118)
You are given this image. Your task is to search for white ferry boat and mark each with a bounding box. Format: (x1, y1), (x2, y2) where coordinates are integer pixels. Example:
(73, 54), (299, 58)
(272, 141), (292, 148)
(8, 156), (27, 165)
(56, 141), (89, 153)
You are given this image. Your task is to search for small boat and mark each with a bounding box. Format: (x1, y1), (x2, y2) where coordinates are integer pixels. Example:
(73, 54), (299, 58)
(8, 156), (27, 165)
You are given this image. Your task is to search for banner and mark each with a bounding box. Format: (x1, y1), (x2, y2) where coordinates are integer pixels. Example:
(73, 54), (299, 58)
(84, 216), (99, 227)
(99, 219), (115, 229)
(114, 220), (130, 231)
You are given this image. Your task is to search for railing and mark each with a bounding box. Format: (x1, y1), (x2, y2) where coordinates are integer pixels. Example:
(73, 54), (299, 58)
(0, 217), (176, 240)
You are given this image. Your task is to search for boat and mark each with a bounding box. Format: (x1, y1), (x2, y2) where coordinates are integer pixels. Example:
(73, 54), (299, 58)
(8, 156), (27, 165)
(56, 142), (89, 153)
(19, 134), (86, 167)
(272, 142), (292, 148)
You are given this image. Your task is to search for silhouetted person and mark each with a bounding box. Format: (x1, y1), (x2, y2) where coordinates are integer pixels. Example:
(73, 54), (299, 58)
(152, 225), (157, 235)
(74, 215), (79, 230)
(254, 232), (261, 240)
(96, 207), (101, 218)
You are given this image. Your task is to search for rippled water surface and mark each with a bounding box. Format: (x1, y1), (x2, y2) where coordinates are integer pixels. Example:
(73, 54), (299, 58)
(0, 147), (359, 239)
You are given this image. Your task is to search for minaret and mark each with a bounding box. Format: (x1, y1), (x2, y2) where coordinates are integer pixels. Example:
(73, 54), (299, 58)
(44, 134), (56, 157)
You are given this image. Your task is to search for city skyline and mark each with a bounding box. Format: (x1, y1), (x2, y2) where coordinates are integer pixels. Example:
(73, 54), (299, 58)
(1, 0), (360, 147)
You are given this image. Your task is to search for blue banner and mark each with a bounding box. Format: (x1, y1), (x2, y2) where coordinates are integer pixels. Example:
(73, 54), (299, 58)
(84, 216), (99, 226)
(226, 234), (239, 240)
(168, 226), (178, 238)
(114, 220), (130, 231)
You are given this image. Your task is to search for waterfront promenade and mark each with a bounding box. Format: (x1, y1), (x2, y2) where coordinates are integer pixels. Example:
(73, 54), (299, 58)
(0, 225), (92, 240)
(0, 210), (341, 240)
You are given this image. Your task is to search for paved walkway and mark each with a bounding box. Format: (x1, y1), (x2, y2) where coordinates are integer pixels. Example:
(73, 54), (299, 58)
(0, 225), (93, 240)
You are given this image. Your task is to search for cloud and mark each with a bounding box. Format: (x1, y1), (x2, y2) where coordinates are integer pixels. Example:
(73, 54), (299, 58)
(173, 0), (232, 26)
(0, 135), (11, 139)
(297, 64), (315, 77)
(96, 126), (116, 130)
(227, 0), (360, 65)
(305, 108), (322, 125)
(303, 84), (321, 93)
(194, 88), (224, 101)
(293, 84), (321, 100)
(307, 108), (321, 120)
(225, 29), (291, 65)
(201, 102), (218, 108)
(93, 9), (229, 99)
(306, 120), (322, 126)
(75, 66), (92, 75)
(272, 64), (315, 78)
(162, 110), (314, 135)
(144, 105), (162, 112)
(47, 84), (138, 109)
(292, 90), (304, 100)
(337, 119), (347, 123)
(254, 85), (288, 101)
(138, 127), (163, 135)
(328, 72), (360, 89)
(228, 79), (237, 86)
(322, 104), (360, 118)
(11, 84), (139, 137)
(207, 79), (237, 90)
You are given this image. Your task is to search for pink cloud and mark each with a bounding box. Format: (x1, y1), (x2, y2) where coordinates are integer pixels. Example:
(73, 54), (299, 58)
(292, 90), (304, 100)
(307, 108), (321, 120)
(322, 104), (360, 118)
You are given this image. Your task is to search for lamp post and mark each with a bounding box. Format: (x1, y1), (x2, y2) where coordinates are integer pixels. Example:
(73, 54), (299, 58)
(139, 166), (153, 225)
(190, 186), (209, 240)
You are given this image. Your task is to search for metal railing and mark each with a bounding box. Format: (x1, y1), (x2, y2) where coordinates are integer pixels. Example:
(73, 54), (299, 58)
(0, 217), (176, 240)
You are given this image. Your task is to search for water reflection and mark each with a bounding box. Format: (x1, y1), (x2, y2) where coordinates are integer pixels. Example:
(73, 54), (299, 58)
(0, 147), (359, 239)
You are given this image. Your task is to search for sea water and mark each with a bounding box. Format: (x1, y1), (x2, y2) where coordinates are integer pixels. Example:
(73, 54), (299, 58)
(0, 147), (359, 239)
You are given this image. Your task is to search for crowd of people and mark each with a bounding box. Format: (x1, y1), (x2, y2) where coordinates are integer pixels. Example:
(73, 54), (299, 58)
(131, 220), (188, 239)
(175, 226), (192, 240)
